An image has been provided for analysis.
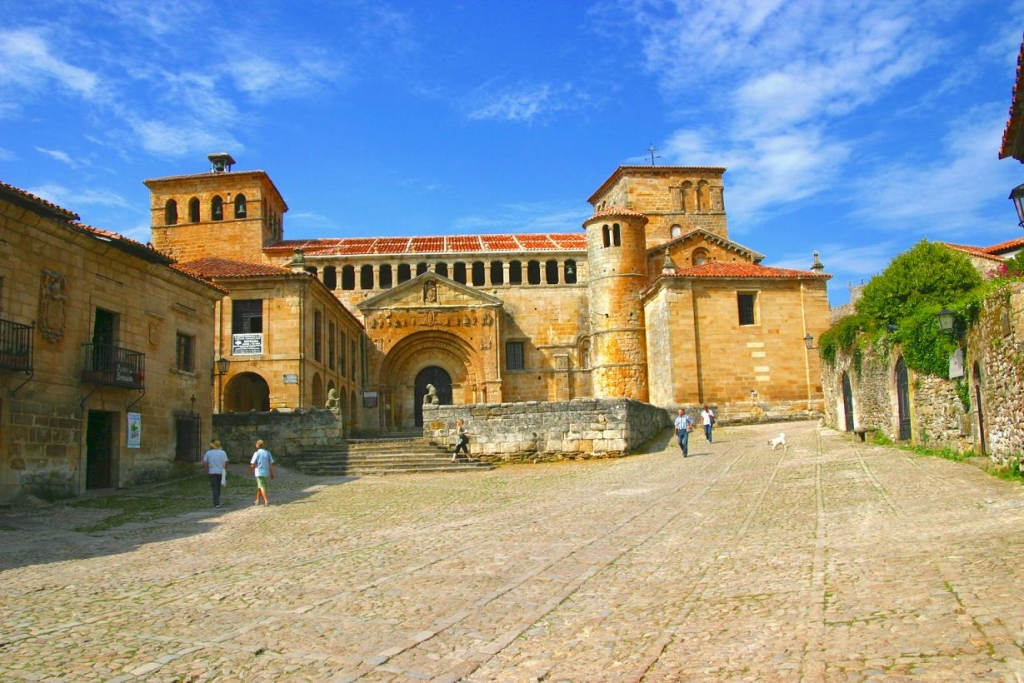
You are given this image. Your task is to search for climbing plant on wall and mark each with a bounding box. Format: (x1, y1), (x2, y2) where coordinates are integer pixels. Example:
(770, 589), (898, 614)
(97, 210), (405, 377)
(820, 240), (985, 378)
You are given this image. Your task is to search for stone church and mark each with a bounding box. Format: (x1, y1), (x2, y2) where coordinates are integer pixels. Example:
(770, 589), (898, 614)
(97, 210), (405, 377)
(145, 155), (831, 433)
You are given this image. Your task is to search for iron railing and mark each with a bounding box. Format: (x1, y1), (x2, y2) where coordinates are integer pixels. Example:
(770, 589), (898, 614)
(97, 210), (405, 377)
(81, 343), (146, 389)
(0, 318), (33, 372)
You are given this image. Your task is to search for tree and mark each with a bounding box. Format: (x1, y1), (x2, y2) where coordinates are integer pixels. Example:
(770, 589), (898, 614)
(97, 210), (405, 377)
(855, 240), (981, 327)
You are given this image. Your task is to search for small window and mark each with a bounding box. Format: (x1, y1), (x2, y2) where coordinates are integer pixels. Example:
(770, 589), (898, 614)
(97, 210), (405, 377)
(339, 332), (347, 378)
(453, 262), (467, 284)
(398, 264), (412, 283)
(165, 199), (178, 226)
(232, 299), (263, 334)
(612, 223), (621, 246)
(738, 292), (757, 326)
(211, 195), (223, 221)
(527, 261), (541, 285)
(323, 266), (337, 290)
(435, 262), (449, 278)
(416, 262), (429, 276)
(234, 194), (247, 218)
(360, 264), (374, 290)
(545, 259), (559, 284)
(379, 264), (393, 289)
(564, 260), (578, 284)
(693, 248), (709, 266)
(313, 309), (322, 362)
(509, 261), (523, 285)
(176, 333), (195, 372)
(490, 260), (504, 285)
(671, 224), (682, 238)
(472, 261), (486, 286)
(506, 341), (525, 371)
(602, 224), (611, 248)
(341, 265), (355, 291)
(328, 321), (336, 370)
(188, 197), (200, 223)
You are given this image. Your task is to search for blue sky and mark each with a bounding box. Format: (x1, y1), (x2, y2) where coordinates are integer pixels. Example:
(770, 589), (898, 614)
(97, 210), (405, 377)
(1, 0), (1023, 306)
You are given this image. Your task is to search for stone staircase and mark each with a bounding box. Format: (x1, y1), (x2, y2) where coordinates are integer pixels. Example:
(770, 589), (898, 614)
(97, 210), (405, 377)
(289, 434), (494, 476)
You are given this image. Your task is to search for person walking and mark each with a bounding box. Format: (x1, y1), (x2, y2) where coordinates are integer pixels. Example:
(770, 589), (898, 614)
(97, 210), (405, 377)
(249, 439), (275, 506)
(202, 440), (229, 508)
(674, 408), (694, 457)
(700, 405), (716, 443)
(452, 419), (471, 462)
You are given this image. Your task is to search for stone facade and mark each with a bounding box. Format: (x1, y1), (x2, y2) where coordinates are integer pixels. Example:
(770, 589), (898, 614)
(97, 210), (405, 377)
(822, 280), (1024, 464)
(144, 159), (832, 433)
(422, 399), (671, 462)
(0, 182), (223, 503)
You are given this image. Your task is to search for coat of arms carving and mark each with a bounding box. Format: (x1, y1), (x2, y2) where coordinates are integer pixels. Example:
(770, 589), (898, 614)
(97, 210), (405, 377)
(39, 269), (67, 343)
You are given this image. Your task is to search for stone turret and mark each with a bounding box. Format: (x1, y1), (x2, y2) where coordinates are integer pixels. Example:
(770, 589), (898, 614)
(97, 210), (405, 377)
(583, 207), (650, 401)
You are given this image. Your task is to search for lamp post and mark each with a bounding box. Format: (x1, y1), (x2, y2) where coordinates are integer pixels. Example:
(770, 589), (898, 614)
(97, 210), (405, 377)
(936, 308), (956, 337)
(214, 357), (229, 413)
(1010, 183), (1024, 228)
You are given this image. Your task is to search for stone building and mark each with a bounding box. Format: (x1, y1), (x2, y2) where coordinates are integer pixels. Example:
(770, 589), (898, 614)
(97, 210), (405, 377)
(145, 158), (831, 433)
(0, 181), (223, 503)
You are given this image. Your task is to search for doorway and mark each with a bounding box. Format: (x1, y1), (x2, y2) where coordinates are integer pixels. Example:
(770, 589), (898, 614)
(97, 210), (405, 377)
(895, 357), (911, 441)
(841, 372), (855, 431)
(86, 410), (117, 489)
(415, 366), (452, 426)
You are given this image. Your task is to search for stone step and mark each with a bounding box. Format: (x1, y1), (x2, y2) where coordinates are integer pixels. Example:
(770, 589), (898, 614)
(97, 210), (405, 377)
(290, 436), (491, 476)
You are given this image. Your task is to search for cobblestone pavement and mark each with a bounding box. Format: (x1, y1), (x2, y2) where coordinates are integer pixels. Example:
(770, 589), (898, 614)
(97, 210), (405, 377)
(4, 420), (1024, 682)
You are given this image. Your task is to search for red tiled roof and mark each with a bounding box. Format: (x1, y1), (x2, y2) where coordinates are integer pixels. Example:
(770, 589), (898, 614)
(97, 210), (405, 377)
(1000, 33), (1024, 161)
(982, 236), (1024, 255)
(664, 262), (830, 280)
(0, 180), (79, 220)
(179, 257), (292, 279)
(266, 233), (587, 257)
(944, 242), (1005, 262)
(585, 206), (649, 221)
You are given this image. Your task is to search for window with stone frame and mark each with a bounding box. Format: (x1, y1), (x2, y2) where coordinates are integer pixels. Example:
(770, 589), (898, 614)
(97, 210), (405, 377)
(176, 333), (195, 372)
(506, 341), (525, 371)
(737, 292), (758, 326)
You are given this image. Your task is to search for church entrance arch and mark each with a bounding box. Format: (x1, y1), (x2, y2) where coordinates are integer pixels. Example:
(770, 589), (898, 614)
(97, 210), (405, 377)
(415, 367), (452, 426)
(375, 330), (484, 431)
(224, 372), (271, 412)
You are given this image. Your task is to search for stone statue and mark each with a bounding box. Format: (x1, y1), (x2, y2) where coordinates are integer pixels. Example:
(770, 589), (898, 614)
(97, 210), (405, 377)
(423, 384), (439, 405)
(325, 388), (340, 411)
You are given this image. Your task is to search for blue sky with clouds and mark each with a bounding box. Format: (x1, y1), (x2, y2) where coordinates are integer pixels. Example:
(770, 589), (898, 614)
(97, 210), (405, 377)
(1, 0), (1022, 305)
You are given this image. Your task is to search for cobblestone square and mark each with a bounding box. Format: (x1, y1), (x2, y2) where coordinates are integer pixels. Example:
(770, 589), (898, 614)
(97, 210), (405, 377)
(3, 420), (1024, 681)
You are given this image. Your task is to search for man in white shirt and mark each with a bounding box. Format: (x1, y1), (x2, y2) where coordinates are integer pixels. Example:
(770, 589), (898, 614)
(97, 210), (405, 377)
(673, 409), (693, 457)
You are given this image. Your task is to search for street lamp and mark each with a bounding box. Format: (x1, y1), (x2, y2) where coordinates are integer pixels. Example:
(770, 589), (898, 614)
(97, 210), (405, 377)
(936, 308), (956, 336)
(804, 334), (817, 350)
(1011, 183), (1024, 228)
(214, 357), (229, 413)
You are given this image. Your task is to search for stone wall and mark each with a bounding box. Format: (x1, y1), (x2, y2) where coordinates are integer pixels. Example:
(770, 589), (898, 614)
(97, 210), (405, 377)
(213, 409), (345, 468)
(821, 281), (1024, 462)
(422, 399), (671, 462)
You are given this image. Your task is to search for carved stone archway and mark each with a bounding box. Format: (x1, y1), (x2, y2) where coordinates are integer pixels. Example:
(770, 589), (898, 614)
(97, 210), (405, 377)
(377, 330), (483, 430)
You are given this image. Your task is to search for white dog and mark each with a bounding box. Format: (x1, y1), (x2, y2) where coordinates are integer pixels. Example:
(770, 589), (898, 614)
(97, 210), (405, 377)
(768, 433), (787, 450)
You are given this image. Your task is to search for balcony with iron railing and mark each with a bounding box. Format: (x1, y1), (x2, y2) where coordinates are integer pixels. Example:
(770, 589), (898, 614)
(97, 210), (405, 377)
(81, 343), (145, 389)
(0, 318), (34, 372)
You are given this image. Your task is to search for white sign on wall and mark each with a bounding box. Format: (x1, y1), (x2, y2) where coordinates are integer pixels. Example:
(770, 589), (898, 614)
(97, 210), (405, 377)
(232, 333), (263, 355)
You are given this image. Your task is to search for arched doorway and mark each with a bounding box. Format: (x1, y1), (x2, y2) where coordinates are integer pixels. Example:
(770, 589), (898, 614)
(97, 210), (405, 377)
(311, 372), (324, 409)
(895, 357), (911, 441)
(224, 372), (271, 412)
(841, 372), (855, 431)
(415, 366), (452, 426)
(973, 361), (986, 455)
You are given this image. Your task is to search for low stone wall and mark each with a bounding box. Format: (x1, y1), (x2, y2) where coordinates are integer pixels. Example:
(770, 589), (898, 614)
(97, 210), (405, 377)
(422, 399), (672, 462)
(213, 409), (345, 467)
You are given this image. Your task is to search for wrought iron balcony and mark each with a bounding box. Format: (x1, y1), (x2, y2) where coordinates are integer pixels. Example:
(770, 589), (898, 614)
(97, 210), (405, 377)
(0, 318), (34, 372)
(81, 343), (145, 389)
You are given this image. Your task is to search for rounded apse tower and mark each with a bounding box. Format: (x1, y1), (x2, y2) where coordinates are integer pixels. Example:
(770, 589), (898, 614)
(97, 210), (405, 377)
(583, 208), (650, 401)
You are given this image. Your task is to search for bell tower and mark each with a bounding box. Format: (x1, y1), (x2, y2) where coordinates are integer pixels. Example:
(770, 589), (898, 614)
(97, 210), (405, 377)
(144, 153), (288, 264)
(583, 207), (650, 401)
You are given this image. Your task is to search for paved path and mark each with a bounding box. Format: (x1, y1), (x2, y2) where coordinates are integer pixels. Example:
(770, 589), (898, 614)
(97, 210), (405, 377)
(3, 421), (1024, 681)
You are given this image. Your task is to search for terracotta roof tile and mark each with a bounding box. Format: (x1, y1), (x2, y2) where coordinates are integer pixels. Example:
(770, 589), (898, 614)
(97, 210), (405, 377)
(982, 236), (1024, 254)
(665, 262), (829, 280)
(1001, 33), (1024, 160)
(265, 233), (588, 256)
(585, 206), (649, 221)
(179, 257), (292, 278)
(0, 180), (79, 220)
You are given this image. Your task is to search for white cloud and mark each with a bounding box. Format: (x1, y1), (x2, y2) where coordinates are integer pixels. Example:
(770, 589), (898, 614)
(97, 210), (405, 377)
(0, 28), (101, 108)
(466, 82), (580, 123)
(28, 183), (132, 211)
(35, 147), (79, 168)
(130, 118), (241, 158)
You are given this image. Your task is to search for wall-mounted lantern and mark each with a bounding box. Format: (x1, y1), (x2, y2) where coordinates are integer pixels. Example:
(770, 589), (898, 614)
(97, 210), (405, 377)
(936, 308), (957, 337)
(1010, 183), (1024, 228)
(804, 333), (817, 350)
